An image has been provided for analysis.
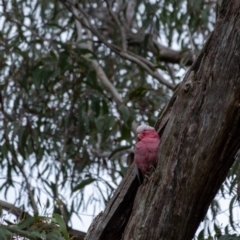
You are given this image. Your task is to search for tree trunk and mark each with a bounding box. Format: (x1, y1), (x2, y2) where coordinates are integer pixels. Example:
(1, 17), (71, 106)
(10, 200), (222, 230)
(85, 1), (240, 239)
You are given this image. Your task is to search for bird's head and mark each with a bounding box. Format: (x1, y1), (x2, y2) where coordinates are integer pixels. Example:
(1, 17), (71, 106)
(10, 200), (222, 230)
(137, 124), (156, 140)
(137, 124), (155, 133)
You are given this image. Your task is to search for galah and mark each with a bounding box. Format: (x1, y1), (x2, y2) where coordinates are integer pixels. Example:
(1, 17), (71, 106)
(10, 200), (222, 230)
(134, 124), (160, 180)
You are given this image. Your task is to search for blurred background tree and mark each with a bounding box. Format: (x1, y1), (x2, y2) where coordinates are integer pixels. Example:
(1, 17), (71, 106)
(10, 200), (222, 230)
(0, 0), (239, 239)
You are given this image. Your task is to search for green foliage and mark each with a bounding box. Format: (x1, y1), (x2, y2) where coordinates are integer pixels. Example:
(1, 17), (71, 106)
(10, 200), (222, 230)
(0, 0), (239, 239)
(0, 214), (69, 240)
(72, 178), (96, 193)
(219, 235), (240, 240)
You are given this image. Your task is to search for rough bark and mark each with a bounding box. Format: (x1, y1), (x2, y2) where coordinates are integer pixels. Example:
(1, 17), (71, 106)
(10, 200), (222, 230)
(124, 1), (240, 239)
(85, 0), (240, 239)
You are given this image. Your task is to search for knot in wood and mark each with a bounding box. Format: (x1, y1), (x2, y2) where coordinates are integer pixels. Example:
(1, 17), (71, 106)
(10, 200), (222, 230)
(183, 81), (193, 93)
(182, 71), (194, 93)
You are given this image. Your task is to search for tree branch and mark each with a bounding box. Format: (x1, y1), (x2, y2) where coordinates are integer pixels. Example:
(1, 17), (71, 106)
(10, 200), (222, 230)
(71, 2), (123, 106)
(125, 0), (136, 26)
(67, 0), (138, 135)
(0, 93), (38, 214)
(71, 1), (194, 67)
(84, 1), (240, 239)
(105, 0), (127, 51)
(61, 0), (175, 90)
(0, 200), (30, 219)
(84, 164), (139, 240)
(0, 199), (86, 240)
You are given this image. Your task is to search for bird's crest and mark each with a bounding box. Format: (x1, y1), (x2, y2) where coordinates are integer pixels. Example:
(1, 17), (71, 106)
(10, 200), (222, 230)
(137, 124), (155, 133)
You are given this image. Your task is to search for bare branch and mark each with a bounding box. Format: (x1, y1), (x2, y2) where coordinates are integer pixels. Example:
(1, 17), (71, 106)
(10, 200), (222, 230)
(72, 3), (193, 67)
(60, 0), (175, 90)
(125, 0), (137, 26)
(119, 51), (174, 89)
(71, 1), (124, 105)
(0, 199), (86, 240)
(105, 0), (127, 51)
(0, 200), (30, 219)
(187, 25), (196, 61)
(84, 164), (139, 240)
(66, 0), (138, 135)
(165, 64), (176, 85)
(11, 156), (38, 214)
(151, 37), (193, 65)
(72, 2), (93, 51)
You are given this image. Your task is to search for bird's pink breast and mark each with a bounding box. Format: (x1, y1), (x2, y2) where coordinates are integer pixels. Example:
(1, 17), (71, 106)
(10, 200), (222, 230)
(134, 130), (160, 174)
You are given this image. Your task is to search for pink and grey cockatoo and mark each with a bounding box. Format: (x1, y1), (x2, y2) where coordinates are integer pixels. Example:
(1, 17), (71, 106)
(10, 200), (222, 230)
(134, 124), (160, 181)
